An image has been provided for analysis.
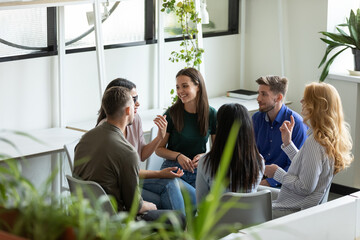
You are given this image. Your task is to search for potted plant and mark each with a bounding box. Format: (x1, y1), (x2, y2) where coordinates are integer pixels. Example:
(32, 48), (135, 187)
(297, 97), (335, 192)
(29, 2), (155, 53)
(319, 8), (360, 82)
(0, 126), (249, 240)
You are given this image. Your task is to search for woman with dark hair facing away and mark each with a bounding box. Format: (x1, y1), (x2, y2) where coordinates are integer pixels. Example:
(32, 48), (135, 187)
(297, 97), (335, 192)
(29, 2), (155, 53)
(265, 82), (353, 218)
(97, 78), (187, 214)
(196, 103), (264, 203)
(156, 68), (217, 205)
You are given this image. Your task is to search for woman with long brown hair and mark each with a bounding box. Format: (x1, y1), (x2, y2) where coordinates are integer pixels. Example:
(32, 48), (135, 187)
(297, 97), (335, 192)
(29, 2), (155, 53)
(265, 82), (353, 218)
(156, 68), (217, 205)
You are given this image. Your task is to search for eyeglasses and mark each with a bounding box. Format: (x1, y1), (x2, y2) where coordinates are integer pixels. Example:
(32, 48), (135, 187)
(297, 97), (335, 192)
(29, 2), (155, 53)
(132, 95), (138, 104)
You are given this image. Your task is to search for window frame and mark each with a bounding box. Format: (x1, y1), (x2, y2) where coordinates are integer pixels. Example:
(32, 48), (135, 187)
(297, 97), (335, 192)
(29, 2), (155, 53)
(0, 0), (239, 62)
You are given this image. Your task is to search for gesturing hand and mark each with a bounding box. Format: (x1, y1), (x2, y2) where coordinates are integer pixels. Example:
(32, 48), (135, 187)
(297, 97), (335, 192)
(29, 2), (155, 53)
(159, 167), (184, 178)
(154, 115), (168, 140)
(177, 154), (194, 173)
(279, 115), (295, 146)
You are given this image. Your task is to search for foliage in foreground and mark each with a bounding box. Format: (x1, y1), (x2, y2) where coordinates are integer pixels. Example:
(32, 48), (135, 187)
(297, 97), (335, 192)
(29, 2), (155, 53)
(0, 122), (241, 239)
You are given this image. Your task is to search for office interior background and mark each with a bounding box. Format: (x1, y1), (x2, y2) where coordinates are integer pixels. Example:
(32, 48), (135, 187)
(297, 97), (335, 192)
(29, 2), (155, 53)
(1, 0), (360, 196)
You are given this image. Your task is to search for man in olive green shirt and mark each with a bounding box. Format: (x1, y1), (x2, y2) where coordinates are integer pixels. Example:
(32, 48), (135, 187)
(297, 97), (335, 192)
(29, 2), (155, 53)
(74, 86), (156, 213)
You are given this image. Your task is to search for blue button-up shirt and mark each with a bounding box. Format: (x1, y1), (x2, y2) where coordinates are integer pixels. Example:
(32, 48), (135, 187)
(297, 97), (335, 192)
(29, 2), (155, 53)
(252, 104), (308, 187)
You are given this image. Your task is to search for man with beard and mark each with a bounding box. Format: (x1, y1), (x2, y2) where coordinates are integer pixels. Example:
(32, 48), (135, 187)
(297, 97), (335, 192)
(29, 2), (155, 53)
(252, 76), (308, 188)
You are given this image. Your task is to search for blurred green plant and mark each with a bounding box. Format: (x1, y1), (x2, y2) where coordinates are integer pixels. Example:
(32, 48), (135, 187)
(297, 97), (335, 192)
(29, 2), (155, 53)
(0, 121), (245, 240)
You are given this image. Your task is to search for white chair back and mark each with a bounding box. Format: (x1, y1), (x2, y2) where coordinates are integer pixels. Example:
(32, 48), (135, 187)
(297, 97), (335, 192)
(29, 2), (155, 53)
(216, 189), (272, 232)
(64, 139), (80, 172)
(66, 175), (117, 215)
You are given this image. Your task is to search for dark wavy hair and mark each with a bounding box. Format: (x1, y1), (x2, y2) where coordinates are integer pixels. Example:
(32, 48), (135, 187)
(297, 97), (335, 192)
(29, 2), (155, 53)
(203, 103), (263, 192)
(169, 68), (209, 136)
(96, 78), (136, 126)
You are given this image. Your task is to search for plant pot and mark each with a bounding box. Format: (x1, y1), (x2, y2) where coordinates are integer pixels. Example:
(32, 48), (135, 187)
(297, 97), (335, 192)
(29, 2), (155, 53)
(0, 230), (28, 240)
(57, 226), (77, 240)
(352, 48), (360, 71)
(0, 207), (20, 232)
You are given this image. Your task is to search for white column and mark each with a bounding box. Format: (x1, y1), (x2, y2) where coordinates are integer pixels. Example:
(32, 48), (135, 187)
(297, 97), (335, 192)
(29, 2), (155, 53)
(57, 6), (65, 127)
(93, 0), (107, 100)
(277, 0), (285, 77)
(195, 0), (206, 79)
(157, 0), (165, 109)
(239, 0), (246, 88)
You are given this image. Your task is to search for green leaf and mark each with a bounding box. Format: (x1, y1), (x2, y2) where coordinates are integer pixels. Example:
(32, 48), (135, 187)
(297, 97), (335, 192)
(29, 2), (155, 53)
(320, 31), (356, 46)
(184, 5), (192, 13)
(349, 24), (360, 48)
(319, 46), (349, 82)
(318, 41), (347, 68)
(336, 26), (350, 38)
(320, 37), (344, 46)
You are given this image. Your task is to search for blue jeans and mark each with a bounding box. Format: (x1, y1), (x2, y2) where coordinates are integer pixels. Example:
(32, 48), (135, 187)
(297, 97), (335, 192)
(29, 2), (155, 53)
(141, 178), (196, 215)
(161, 160), (197, 188)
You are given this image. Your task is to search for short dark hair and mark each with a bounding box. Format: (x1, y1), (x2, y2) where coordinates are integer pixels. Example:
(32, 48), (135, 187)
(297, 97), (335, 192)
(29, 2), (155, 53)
(101, 86), (131, 119)
(97, 78), (136, 126)
(256, 76), (288, 96)
(106, 78), (136, 91)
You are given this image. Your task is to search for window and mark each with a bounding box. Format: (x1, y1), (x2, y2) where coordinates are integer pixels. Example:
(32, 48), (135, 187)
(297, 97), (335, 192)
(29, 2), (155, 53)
(162, 0), (239, 40)
(64, 0), (145, 51)
(0, 7), (55, 61)
(0, 0), (239, 62)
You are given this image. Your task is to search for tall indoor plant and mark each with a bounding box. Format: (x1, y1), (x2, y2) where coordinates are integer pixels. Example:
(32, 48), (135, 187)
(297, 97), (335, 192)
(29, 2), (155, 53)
(161, 0), (204, 68)
(319, 8), (360, 82)
(162, 0), (205, 104)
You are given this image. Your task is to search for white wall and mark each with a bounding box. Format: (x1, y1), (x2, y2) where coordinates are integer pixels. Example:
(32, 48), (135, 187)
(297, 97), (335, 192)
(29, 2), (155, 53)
(243, 0), (328, 113)
(0, 34), (241, 131)
(241, 0), (360, 188)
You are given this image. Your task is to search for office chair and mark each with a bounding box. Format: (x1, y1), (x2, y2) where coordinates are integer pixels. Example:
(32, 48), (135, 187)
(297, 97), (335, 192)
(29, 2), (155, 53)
(64, 138), (80, 173)
(66, 175), (117, 216)
(257, 185), (280, 201)
(146, 127), (165, 171)
(66, 175), (185, 227)
(215, 189), (272, 233)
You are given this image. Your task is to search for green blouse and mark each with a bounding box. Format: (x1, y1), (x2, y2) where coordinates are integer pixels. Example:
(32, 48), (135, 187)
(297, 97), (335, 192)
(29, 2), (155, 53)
(164, 106), (217, 160)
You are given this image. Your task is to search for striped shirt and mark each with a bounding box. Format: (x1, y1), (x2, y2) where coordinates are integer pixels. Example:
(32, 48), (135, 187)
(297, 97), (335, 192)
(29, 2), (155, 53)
(272, 128), (334, 210)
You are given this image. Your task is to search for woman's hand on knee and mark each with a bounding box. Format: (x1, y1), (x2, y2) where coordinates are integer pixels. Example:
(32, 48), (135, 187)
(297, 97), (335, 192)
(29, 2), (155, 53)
(177, 154), (194, 173)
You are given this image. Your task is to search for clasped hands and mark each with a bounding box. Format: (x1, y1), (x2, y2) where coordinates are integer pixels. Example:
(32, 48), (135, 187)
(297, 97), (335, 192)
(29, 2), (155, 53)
(177, 153), (203, 173)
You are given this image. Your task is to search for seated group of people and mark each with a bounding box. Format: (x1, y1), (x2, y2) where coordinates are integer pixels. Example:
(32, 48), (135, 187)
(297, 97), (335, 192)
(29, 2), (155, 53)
(73, 68), (354, 222)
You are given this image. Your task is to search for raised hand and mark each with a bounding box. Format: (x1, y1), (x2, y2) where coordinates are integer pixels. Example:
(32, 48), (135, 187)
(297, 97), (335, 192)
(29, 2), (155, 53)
(279, 115), (295, 146)
(154, 115), (168, 140)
